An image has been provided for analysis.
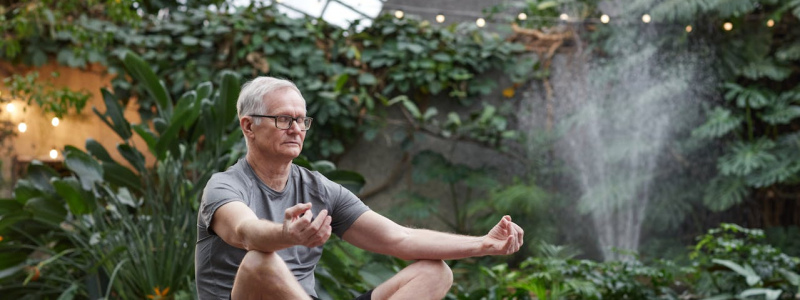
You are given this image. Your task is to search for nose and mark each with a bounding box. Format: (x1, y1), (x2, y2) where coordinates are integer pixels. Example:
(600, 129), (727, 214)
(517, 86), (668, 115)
(286, 118), (303, 133)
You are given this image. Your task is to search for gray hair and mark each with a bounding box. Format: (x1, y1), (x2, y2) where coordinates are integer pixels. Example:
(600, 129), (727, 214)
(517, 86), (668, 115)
(237, 77), (303, 125)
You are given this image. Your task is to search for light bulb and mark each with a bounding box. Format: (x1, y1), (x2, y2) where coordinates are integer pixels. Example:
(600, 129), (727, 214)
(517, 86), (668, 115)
(18, 122), (27, 133)
(600, 14), (609, 24)
(767, 19), (774, 27)
(642, 14), (651, 23)
(476, 18), (485, 27)
(685, 25), (692, 33)
(394, 10), (404, 19)
(6, 103), (15, 114)
(559, 13), (568, 21)
(50, 149), (58, 159)
(51, 117), (60, 127)
(518, 13), (527, 20)
(723, 22), (732, 31)
(435, 14), (445, 23)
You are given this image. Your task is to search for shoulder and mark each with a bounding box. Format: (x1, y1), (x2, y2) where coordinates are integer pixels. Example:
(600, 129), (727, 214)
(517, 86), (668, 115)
(207, 159), (253, 190)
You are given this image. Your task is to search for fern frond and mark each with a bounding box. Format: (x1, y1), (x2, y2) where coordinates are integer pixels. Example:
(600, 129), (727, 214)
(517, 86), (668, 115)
(761, 105), (800, 125)
(703, 175), (749, 212)
(692, 107), (744, 139)
(737, 60), (792, 81)
(651, 0), (716, 22)
(745, 154), (800, 188)
(776, 42), (800, 61)
(782, 0), (800, 19)
(719, 139), (777, 176)
(723, 82), (774, 109)
(713, 0), (759, 17)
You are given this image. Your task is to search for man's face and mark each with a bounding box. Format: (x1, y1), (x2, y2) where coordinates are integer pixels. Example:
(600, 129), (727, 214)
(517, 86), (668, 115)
(251, 87), (307, 160)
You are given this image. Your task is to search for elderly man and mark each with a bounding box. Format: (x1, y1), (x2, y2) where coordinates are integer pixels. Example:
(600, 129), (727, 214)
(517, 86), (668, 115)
(195, 76), (524, 300)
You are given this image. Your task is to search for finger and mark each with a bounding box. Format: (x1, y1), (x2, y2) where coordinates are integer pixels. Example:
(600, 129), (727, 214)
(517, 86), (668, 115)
(284, 203), (312, 219)
(310, 209), (329, 229)
(307, 216), (333, 247)
(503, 235), (514, 254)
(301, 208), (313, 222)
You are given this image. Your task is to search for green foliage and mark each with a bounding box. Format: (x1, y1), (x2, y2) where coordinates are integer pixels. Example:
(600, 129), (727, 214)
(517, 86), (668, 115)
(392, 150), (549, 243)
(690, 223), (800, 298)
(3, 2), (531, 161)
(0, 51), (243, 299)
(1, 71), (90, 118)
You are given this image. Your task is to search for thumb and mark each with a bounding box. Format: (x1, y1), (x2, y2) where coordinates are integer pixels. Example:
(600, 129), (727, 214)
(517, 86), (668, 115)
(284, 203), (312, 219)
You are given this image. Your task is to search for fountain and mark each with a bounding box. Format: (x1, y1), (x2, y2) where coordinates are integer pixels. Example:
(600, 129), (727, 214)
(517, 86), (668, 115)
(546, 34), (703, 260)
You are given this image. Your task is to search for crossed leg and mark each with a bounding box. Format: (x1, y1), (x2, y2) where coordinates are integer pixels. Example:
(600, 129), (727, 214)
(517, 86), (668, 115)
(231, 250), (453, 300)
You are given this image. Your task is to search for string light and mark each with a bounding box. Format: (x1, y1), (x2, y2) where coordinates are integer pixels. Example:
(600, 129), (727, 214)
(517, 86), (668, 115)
(394, 10), (403, 19)
(18, 122), (27, 133)
(435, 13), (445, 23)
(51, 117), (60, 127)
(6, 103), (15, 114)
(767, 19), (774, 27)
(723, 22), (732, 31)
(600, 14), (609, 24)
(518, 13), (527, 20)
(49, 148), (58, 159)
(476, 18), (485, 27)
(642, 14), (651, 23)
(685, 25), (692, 33)
(559, 13), (568, 21)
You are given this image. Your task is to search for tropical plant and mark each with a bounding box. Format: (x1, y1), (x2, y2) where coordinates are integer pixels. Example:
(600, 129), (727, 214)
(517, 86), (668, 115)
(690, 223), (800, 299)
(0, 50), (243, 298)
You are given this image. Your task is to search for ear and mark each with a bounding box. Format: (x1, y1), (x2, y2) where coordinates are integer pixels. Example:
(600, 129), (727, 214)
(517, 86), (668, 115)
(240, 117), (255, 138)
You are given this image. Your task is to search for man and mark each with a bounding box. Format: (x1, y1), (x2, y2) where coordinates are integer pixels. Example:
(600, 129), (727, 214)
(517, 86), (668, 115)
(195, 76), (525, 300)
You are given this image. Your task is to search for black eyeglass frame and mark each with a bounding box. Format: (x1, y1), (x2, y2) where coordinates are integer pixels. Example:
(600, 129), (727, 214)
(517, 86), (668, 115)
(249, 114), (313, 131)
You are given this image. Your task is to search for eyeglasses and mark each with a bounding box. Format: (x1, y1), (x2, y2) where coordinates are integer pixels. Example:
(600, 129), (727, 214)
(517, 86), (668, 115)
(249, 114), (313, 131)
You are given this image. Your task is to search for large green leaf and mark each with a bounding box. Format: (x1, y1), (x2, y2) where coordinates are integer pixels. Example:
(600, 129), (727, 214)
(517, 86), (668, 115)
(218, 71), (241, 128)
(117, 144), (146, 174)
(93, 88), (132, 140)
(691, 107), (743, 139)
(123, 51), (173, 116)
(718, 139), (776, 176)
(703, 176), (749, 212)
(53, 177), (96, 215)
(64, 146), (104, 190)
(24, 196), (67, 225)
(102, 162), (142, 193)
(85, 138), (115, 164)
(713, 259), (761, 286)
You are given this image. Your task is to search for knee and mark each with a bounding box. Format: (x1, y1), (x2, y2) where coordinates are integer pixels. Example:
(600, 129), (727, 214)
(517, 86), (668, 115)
(416, 260), (453, 295)
(238, 250), (291, 283)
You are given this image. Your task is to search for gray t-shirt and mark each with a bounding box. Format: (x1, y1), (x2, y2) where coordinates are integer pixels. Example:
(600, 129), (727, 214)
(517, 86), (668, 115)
(195, 159), (370, 299)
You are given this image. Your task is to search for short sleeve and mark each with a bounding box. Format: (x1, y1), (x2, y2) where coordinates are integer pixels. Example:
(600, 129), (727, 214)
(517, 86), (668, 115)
(199, 173), (248, 236)
(327, 182), (370, 237)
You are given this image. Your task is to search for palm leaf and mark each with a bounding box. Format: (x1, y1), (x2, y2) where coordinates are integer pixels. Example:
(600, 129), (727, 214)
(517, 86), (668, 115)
(776, 42), (800, 61)
(713, 0), (758, 17)
(737, 60), (792, 81)
(703, 176), (749, 211)
(651, 0), (716, 22)
(718, 139), (776, 176)
(692, 107), (743, 139)
(723, 83), (774, 109)
(745, 153), (800, 188)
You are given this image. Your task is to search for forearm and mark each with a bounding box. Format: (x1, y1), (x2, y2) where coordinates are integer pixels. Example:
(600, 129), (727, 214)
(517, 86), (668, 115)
(235, 219), (293, 253)
(389, 228), (487, 261)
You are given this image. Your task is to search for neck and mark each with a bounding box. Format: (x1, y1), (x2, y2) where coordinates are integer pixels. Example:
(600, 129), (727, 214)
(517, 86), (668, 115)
(246, 153), (293, 192)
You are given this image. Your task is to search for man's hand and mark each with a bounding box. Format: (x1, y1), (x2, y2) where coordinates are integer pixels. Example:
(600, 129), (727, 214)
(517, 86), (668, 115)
(482, 215), (524, 255)
(282, 203), (332, 248)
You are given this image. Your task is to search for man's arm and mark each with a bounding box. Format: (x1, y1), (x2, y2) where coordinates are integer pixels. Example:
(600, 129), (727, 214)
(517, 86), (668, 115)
(211, 201), (333, 252)
(341, 211), (524, 261)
